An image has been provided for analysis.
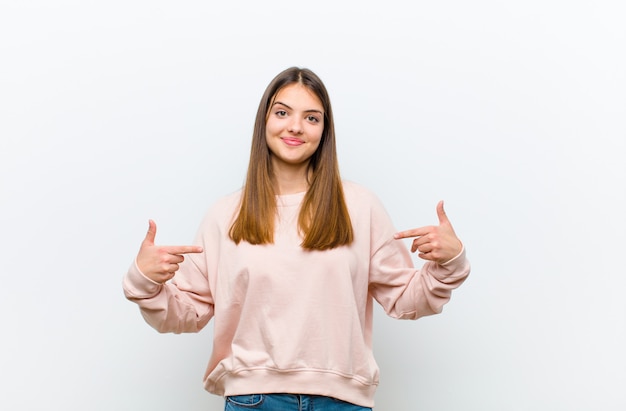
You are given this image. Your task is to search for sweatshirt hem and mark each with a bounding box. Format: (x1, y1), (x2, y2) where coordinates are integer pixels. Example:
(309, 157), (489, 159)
(205, 367), (378, 408)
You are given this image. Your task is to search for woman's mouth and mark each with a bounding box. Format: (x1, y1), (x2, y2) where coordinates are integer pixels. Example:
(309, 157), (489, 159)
(281, 137), (304, 146)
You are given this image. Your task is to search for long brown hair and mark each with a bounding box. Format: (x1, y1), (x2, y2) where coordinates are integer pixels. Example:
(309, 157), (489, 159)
(229, 67), (353, 250)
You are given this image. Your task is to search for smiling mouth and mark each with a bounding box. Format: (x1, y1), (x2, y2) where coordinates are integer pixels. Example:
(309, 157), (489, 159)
(281, 137), (304, 146)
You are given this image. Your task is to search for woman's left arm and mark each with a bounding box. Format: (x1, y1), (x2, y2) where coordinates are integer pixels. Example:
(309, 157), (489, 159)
(368, 200), (470, 320)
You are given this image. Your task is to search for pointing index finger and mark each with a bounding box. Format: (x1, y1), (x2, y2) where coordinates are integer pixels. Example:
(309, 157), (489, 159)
(164, 245), (204, 255)
(394, 226), (429, 239)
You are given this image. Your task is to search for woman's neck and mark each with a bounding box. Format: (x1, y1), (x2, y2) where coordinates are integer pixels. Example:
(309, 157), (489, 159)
(271, 162), (311, 195)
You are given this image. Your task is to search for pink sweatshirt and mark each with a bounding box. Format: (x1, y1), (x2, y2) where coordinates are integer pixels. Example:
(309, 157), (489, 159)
(123, 181), (470, 407)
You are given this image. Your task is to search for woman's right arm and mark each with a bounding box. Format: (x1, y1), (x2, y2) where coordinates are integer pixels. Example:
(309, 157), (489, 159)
(122, 220), (214, 334)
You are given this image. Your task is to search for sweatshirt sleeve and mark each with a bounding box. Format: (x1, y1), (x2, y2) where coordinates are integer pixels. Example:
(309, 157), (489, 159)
(366, 195), (470, 320)
(122, 218), (217, 334)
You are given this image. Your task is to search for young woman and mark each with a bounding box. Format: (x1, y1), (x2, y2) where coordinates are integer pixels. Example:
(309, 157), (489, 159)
(123, 67), (470, 410)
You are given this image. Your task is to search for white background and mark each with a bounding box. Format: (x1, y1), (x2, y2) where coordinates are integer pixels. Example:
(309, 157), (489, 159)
(1, 1), (624, 410)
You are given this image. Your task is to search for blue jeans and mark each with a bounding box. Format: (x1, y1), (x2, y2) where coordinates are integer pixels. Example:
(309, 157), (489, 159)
(224, 394), (372, 411)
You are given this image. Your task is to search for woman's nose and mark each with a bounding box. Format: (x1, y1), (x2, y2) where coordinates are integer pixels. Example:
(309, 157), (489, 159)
(288, 118), (303, 134)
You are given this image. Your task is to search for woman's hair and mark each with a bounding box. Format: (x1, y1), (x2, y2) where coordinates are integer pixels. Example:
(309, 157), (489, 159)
(229, 67), (354, 250)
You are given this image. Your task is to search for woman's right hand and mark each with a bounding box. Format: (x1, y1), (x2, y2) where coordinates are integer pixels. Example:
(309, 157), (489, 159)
(136, 220), (203, 284)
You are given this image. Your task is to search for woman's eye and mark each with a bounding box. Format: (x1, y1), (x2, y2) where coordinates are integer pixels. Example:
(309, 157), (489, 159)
(307, 115), (320, 123)
(275, 110), (287, 117)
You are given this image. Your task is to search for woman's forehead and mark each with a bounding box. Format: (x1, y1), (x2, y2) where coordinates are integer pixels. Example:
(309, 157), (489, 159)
(273, 83), (323, 110)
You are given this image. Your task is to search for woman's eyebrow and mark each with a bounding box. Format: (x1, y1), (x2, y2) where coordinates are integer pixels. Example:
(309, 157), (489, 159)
(272, 101), (323, 115)
(272, 101), (292, 110)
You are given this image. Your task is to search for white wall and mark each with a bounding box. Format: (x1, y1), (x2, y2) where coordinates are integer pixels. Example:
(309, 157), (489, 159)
(1, 1), (624, 410)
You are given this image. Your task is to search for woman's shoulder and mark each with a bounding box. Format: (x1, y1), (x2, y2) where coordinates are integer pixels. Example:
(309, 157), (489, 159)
(202, 189), (242, 223)
(342, 180), (378, 199)
(215, 188), (243, 206)
(341, 180), (384, 208)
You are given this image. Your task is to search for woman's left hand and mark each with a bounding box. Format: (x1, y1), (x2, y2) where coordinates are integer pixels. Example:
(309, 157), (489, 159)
(393, 200), (463, 264)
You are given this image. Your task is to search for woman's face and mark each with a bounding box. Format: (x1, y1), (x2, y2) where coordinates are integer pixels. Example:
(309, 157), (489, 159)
(265, 83), (325, 171)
